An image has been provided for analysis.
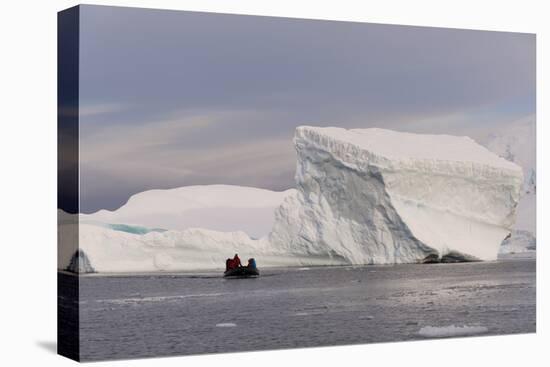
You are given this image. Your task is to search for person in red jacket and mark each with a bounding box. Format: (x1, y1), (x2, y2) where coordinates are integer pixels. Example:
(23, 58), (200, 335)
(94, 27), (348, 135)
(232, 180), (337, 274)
(233, 254), (242, 268)
(225, 254), (242, 271)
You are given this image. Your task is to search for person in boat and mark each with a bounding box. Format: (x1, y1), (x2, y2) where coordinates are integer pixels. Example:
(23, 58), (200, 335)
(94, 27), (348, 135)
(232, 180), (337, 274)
(233, 254), (242, 268)
(225, 254), (246, 271)
(247, 258), (257, 269)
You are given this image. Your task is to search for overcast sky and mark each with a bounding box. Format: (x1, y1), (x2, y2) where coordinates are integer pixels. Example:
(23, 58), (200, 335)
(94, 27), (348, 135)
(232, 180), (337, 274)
(77, 5), (535, 213)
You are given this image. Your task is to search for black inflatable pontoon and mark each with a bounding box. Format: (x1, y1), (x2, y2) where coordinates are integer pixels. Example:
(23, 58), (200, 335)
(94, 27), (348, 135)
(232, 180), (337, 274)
(223, 266), (260, 278)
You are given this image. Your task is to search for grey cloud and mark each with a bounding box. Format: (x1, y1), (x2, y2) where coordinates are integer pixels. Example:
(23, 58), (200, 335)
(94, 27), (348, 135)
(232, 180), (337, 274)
(77, 5), (535, 212)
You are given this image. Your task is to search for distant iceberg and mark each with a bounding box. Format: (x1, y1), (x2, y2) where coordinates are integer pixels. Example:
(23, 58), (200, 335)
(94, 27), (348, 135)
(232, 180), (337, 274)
(60, 126), (524, 272)
(482, 118), (536, 254)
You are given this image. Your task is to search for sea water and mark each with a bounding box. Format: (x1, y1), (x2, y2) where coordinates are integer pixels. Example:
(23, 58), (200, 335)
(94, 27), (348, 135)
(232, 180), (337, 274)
(59, 259), (535, 361)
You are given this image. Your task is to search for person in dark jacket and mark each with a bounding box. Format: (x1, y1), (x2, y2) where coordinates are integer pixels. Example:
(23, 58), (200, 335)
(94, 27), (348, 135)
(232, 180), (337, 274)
(225, 258), (232, 271)
(247, 258), (257, 269)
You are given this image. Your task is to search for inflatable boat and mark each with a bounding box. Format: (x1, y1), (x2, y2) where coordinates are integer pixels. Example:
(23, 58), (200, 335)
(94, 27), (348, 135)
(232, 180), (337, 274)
(223, 266), (260, 278)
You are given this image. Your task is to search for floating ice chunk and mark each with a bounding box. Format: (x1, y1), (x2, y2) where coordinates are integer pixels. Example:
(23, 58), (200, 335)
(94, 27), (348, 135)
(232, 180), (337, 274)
(358, 315), (374, 320)
(418, 325), (488, 338)
(215, 323), (237, 327)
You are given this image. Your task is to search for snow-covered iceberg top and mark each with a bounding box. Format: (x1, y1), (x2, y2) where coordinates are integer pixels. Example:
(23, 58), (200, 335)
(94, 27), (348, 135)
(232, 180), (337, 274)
(295, 126), (522, 177)
(83, 185), (294, 239)
(269, 126), (524, 264)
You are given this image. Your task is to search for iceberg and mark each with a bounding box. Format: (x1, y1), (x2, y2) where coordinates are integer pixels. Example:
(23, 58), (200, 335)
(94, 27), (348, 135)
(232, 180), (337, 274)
(83, 185), (294, 239)
(58, 223), (345, 272)
(499, 229), (536, 255)
(269, 126), (523, 264)
(60, 126), (525, 272)
(59, 185), (306, 272)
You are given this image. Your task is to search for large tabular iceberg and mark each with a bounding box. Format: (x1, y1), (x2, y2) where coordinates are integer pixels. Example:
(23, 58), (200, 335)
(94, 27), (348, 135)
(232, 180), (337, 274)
(269, 126), (523, 264)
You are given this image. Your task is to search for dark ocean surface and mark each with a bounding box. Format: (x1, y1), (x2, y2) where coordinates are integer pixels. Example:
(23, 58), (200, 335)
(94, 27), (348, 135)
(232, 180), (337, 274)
(60, 259), (535, 361)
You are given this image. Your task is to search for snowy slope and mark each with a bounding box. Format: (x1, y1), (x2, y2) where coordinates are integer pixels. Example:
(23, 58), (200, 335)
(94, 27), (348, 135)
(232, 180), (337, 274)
(269, 127), (523, 264)
(83, 185), (295, 239)
(482, 119), (536, 253)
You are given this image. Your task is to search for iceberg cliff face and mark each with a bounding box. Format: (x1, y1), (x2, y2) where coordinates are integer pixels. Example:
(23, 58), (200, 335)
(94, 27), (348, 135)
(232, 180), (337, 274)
(269, 127), (523, 263)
